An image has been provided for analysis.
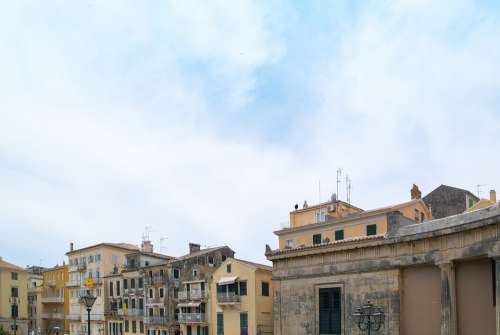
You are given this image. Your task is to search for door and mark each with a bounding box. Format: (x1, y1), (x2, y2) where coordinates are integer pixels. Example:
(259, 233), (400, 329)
(318, 287), (341, 335)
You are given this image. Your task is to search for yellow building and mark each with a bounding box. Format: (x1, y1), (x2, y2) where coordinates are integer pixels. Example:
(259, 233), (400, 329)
(41, 265), (69, 335)
(277, 188), (432, 250)
(210, 258), (273, 335)
(66, 242), (139, 335)
(0, 257), (28, 335)
(27, 266), (45, 335)
(466, 189), (497, 212)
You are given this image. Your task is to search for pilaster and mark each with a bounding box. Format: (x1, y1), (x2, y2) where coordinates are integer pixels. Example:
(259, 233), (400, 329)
(438, 262), (457, 335)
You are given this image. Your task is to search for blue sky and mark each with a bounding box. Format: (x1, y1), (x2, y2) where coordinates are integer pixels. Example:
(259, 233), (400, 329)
(1, 0), (499, 267)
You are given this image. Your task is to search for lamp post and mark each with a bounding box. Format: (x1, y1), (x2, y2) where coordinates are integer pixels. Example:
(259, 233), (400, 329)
(80, 290), (96, 335)
(352, 301), (385, 335)
(9, 296), (20, 335)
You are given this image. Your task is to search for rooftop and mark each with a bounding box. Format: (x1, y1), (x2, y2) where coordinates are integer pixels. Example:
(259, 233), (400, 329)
(66, 242), (139, 255)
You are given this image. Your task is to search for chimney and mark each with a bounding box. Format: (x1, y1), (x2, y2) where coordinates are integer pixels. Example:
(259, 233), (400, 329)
(189, 243), (201, 254)
(141, 240), (153, 253)
(411, 184), (422, 200)
(70, 242), (74, 252)
(491, 190), (497, 203)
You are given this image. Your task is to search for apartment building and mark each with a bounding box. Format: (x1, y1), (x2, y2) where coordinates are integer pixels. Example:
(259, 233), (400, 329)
(41, 265), (68, 335)
(277, 185), (431, 250)
(210, 258), (273, 335)
(0, 257), (28, 335)
(27, 266), (45, 335)
(173, 244), (234, 335)
(66, 242), (139, 335)
(107, 241), (173, 335)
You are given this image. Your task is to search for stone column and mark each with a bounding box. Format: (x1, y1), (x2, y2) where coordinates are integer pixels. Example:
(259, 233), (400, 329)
(439, 262), (457, 335)
(495, 258), (500, 335)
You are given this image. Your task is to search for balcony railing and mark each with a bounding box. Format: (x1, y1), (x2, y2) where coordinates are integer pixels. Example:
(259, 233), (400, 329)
(122, 309), (144, 317)
(77, 264), (87, 271)
(144, 276), (166, 285)
(144, 316), (168, 326)
(146, 296), (163, 304)
(65, 280), (81, 287)
(41, 312), (64, 319)
(178, 313), (205, 323)
(178, 290), (206, 301)
(217, 292), (240, 304)
(124, 288), (144, 296)
(41, 296), (64, 304)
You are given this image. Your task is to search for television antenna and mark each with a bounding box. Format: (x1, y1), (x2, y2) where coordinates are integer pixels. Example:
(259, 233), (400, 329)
(477, 184), (487, 198)
(336, 168), (343, 200)
(142, 226), (153, 242)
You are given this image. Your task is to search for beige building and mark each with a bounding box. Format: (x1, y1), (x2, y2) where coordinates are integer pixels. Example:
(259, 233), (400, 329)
(0, 257), (28, 335)
(210, 258), (273, 335)
(66, 243), (139, 335)
(41, 265), (69, 335)
(27, 266), (45, 335)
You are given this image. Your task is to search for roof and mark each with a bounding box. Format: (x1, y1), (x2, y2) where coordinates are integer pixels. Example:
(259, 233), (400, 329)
(423, 184), (479, 201)
(172, 246), (234, 262)
(0, 257), (26, 271)
(233, 258), (273, 271)
(291, 199), (364, 214)
(66, 242), (139, 255)
(275, 199), (428, 236)
(125, 250), (175, 260)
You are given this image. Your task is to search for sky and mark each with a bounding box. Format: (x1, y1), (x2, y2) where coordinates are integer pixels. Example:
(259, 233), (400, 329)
(1, 0), (499, 267)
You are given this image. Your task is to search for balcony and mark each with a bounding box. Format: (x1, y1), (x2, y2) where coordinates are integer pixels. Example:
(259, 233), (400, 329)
(41, 312), (64, 319)
(178, 313), (205, 324)
(178, 290), (206, 301)
(122, 309), (144, 317)
(65, 280), (81, 287)
(217, 292), (240, 305)
(47, 280), (56, 287)
(146, 296), (163, 305)
(144, 316), (168, 326)
(77, 263), (87, 271)
(144, 276), (166, 285)
(124, 288), (144, 296)
(41, 296), (64, 304)
(66, 314), (81, 321)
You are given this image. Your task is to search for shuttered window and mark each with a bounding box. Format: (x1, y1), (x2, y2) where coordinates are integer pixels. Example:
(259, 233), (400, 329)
(334, 230), (344, 241)
(319, 287), (341, 335)
(240, 312), (248, 335)
(366, 224), (377, 236)
(313, 234), (322, 245)
(217, 312), (224, 335)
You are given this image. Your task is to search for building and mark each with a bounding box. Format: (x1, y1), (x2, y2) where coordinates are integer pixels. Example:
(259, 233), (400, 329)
(41, 265), (69, 335)
(210, 258), (273, 335)
(66, 242), (139, 335)
(423, 184), (479, 219)
(266, 202), (500, 335)
(107, 241), (173, 335)
(467, 189), (497, 212)
(0, 257), (28, 335)
(171, 244), (234, 335)
(276, 187), (431, 251)
(27, 266), (45, 335)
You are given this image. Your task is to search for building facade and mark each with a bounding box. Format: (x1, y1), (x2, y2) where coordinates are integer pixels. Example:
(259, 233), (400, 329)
(66, 243), (139, 335)
(267, 203), (500, 335)
(423, 184), (480, 219)
(41, 265), (69, 335)
(210, 258), (273, 335)
(0, 257), (28, 335)
(27, 266), (45, 335)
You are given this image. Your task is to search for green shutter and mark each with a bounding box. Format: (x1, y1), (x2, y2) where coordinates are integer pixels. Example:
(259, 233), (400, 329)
(366, 224), (377, 236)
(334, 230), (344, 241)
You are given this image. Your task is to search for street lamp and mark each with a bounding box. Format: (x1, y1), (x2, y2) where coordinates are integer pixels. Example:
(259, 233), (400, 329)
(9, 296), (20, 335)
(80, 290), (96, 335)
(352, 301), (385, 335)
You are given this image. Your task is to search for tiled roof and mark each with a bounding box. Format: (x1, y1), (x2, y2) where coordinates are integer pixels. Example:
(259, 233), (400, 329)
(66, 242), (139, 255)
(173, 246), (234, 262)
(0, 257), (26, 271)
(234, 258), (273, 271)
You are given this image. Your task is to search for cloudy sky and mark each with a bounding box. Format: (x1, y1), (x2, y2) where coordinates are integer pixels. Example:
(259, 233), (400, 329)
(1, 0), (499, 267)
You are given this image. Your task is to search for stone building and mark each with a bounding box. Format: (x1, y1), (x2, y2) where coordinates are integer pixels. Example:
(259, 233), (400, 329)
(423, 184), (479, 219)
(266, 203), (500, 335)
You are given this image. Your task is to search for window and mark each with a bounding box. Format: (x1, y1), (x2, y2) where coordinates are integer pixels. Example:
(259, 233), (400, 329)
(139, 321), (144, 334)
(319, 287), (341, 335)
(217, 312), (224, 335)
(207, 256), (214, 265)
(421, 212), (425, 222)
(335, 230), (344, 241)
(148, 308), (153, 317)
(11, 272), (18, 280)
(96, 254), (101, 262)
(240, 312), (248, 335)
(227, 264), (232, 273)
(112, 255), (118, 264)
(286, 240), (293, 248)
(261, 282), (269, 296)
(131, 278), (136, 289)
(132, 321), (137, 333)
(313, 234), (322, 245)
(159, 308), (164, 317)
(131, 299), (136, 309)
(125, 321), (129, 332)
(89, 255), (94, 263)
(11, 287), (18, 297)
(149, 289), (153, 298)
(186, 326), (192, 335)
(116, 281), (121, 296)
(414, 209), (420, 222)
(138, 278), (143, 288)
(193, 270), (198, 277)
(139, 298), (143, 310)
(159, 288), (164, 298)
(124, 299), (129, 308)
(239, 282), (247, 296)
(222, 255), (227, 262)
(124, 279), (128, 289)
(366, 224), (377, 236)
(109, 282), (114, 297)
(173, 269), (180, 279)
(315, 210), (326, 223)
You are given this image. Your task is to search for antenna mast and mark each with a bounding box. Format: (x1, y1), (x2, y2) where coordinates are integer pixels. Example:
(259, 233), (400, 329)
(142, 226), (153, 242)
(336, 168), (342, 199)
(346, 175), (352, 204)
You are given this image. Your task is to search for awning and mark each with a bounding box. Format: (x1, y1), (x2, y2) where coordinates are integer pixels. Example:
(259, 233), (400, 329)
(217, 276), (238, 285)
(177, 302), (201, 308)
